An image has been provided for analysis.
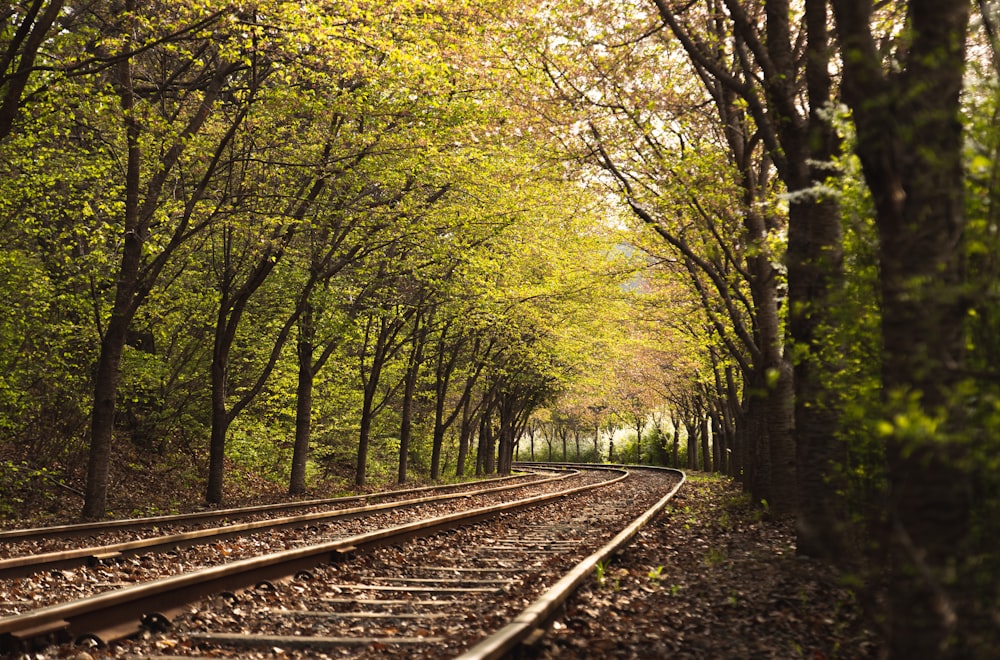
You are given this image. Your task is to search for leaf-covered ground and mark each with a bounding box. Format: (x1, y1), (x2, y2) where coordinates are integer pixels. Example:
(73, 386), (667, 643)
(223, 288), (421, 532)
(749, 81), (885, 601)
(535, 474), (883, 659)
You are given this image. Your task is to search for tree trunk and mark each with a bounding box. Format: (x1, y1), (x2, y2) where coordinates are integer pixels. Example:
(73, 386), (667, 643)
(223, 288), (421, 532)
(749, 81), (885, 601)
(496, 395), (515, 475)
(455, 393), (474, 478)
(397, 319), (424, 485)
(700, 416), (711, 472)
(634, 420), (643, 464)
(684, 418), (697, 470)
(484, 417), (496, 475)
(289, 305), (315, 496)
(764, 359), (795, 515)
(206, 355), (229, 505)
(83, 318), (129, 519)
(833, 1), (974, 653)
(82, 51), (143, 520)
(356, 383), (377, 488)
(475, 409), (488, 476)
(725, 368), (742, 479)
(397, 358), (417, 485)
(711, 412), (723, 473)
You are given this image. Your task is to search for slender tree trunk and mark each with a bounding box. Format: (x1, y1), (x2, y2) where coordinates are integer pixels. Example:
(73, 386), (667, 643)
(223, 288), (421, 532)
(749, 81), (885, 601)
(397, 361), (417, 485)
(356, 383), (377, 488)
(726, 368), (742, 479)
(496, 395), (515, 475)
(289, 305), (315, 496)
(711, 412), (722, 473)
(455, 393), (474, 478)
(397, 319), (424, 485)
(635, 420), (643, 464)
(475, 409), (488, 476)
(207, 355), (229, 505)
(700, 417), (711, 472)
(82, 51), (142, 520)
(84, 319), (129, 519)
(484, 419), (496, 475)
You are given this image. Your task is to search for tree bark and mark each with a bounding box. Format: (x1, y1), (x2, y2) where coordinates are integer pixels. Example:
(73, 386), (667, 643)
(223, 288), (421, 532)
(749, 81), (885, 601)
(397, 315), (425, 484)
(685, 418), (697, 470)
(82, 50), (141, 520)
(455, 391), (475, 477)
(832, 1), (974, 654)
(700, 416), (711, 472)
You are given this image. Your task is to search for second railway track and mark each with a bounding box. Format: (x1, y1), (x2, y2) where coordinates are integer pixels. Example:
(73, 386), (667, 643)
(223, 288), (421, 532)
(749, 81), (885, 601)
(0, 469), (577, 581)
(0, 465), (683, 658)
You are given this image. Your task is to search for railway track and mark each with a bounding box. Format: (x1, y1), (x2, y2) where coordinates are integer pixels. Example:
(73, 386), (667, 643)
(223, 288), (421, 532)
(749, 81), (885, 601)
(0, 465), (683, 658)
(0, 470), (573, 580)
(0, 471), (549, 553)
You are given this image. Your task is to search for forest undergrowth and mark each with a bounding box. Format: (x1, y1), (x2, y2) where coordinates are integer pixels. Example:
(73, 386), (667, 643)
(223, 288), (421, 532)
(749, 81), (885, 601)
(537, 474), (882, 659)
(0, 441), (430, 527)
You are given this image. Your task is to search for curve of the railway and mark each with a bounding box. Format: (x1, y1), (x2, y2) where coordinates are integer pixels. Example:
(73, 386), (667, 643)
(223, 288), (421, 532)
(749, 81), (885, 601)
(0, 464), (683, 658)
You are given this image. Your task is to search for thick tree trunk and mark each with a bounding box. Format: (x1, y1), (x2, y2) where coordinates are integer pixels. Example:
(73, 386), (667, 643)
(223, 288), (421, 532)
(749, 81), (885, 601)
(790, 195), (848, 557)
(764, 359), (795, 515)
(833, 1), (974, 654)
(685, 418), (697, 470)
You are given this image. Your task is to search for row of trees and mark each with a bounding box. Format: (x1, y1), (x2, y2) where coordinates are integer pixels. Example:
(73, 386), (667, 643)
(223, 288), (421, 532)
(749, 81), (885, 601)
(4, 1), (999, 655)
(0, 0), (635, 518)
(514, 0), (998, 656)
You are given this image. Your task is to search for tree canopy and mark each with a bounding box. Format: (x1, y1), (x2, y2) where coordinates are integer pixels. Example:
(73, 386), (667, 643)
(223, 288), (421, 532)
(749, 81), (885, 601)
(2, 1), (998, 655)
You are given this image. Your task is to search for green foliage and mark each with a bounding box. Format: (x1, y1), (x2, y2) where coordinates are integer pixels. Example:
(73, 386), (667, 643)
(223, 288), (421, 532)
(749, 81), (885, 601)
(0, 461), (60, 519)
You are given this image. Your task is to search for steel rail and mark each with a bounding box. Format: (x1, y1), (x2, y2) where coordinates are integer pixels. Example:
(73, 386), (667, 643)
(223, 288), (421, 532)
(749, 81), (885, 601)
(0, 471), (545, 543)
(0, 467), (627, 654)
(456, 466), (686, 660)
(0, 469), (578, 579)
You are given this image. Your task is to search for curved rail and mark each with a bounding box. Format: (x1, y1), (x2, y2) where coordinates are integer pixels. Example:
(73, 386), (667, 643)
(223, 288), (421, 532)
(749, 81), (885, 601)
(0, 467), (627, 654)
(458, 465), (686, 659)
